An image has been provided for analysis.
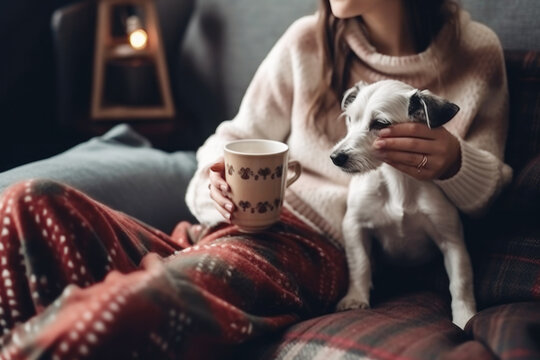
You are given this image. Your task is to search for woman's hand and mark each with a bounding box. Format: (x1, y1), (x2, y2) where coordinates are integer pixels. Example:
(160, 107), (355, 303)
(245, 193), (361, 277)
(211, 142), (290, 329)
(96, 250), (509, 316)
(373, 123), (461, 180)
(208, 158), (235, 221)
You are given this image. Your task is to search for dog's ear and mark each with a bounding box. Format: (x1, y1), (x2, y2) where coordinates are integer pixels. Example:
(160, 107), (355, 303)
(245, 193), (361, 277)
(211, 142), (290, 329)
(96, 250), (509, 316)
(341, 81), (367, 110)
(408, 90), (460, 128)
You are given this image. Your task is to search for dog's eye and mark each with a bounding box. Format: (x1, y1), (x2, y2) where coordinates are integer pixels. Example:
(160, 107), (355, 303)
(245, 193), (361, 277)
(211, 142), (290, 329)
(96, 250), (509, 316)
(370, 118), (391, 131)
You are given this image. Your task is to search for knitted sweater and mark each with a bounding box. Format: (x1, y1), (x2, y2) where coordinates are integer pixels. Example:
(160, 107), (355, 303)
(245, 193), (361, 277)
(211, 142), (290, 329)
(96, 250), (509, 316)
(185, 11), (513, 243)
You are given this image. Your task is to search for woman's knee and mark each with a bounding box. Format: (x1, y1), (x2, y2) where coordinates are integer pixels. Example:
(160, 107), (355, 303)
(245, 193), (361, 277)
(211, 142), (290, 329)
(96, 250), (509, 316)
(1, 179), (70, 205)
(0, 178), (74, 242)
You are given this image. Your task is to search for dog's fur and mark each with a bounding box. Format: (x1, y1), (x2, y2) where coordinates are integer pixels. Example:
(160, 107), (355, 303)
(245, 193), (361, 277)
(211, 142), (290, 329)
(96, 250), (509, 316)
(330, 80), (476, 329)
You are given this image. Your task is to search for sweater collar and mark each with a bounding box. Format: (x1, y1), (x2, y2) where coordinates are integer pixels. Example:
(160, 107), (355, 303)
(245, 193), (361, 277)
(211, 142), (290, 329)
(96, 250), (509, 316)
(344, 11), (468, 77)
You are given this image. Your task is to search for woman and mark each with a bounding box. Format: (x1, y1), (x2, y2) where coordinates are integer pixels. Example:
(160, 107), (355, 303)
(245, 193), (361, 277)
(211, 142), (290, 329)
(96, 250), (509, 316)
(0, 0), (511, 358)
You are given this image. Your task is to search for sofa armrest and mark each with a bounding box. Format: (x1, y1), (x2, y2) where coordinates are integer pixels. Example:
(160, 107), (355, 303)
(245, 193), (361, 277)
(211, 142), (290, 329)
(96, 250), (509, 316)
(469, 153), (540, 309)
(504, 153), (540, 217)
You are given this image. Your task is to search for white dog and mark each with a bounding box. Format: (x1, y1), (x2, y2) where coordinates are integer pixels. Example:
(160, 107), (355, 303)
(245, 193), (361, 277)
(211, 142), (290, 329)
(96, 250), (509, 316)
(330, 80), (476, 329)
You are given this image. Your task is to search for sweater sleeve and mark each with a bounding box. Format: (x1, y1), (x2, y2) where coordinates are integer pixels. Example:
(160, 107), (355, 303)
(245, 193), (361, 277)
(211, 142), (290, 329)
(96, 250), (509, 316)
(435, 26), (513, 215)
(435, 137), (512, 215)
(184, 22), (299, 225)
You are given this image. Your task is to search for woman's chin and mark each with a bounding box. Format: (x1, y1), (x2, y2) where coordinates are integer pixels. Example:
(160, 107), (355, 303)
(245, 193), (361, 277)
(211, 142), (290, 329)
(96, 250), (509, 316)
(329, 5), (359, 19)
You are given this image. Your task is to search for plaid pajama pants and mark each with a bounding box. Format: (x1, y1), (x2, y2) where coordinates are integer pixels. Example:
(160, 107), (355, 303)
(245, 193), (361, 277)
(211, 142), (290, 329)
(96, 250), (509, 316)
(0, 179), (347, 359)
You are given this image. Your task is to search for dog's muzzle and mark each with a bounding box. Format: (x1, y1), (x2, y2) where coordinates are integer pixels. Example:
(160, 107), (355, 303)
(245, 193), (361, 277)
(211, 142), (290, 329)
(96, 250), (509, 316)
(330, 152), (348, 167)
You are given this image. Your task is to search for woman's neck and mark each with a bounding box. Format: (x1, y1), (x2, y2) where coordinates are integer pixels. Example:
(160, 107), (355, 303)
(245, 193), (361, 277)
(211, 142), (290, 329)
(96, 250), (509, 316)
(360, 2), (416, 56)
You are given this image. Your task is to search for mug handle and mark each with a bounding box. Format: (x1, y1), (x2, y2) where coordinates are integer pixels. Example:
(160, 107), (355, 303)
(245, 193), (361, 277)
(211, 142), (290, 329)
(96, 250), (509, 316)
(286, 160), (302, 187)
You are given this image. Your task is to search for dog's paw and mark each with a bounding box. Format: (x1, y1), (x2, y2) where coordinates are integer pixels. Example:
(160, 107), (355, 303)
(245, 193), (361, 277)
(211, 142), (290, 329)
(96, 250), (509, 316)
(336, 295), (370, 312)
(452, 303), (476, 329)
(452, 313), (474, 330)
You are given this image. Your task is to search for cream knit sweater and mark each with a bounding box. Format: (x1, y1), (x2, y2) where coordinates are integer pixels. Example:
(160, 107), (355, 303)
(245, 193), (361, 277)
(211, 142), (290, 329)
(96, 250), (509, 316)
(185, 11), (513, 244)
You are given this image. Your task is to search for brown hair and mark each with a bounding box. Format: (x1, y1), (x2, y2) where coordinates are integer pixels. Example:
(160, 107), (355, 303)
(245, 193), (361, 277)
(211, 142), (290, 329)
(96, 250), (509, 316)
(308, 0), (461, 120)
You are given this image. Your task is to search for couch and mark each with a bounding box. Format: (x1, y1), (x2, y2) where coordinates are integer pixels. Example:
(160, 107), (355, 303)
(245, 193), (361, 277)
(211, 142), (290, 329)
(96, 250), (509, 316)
(1, 0), (539, 359)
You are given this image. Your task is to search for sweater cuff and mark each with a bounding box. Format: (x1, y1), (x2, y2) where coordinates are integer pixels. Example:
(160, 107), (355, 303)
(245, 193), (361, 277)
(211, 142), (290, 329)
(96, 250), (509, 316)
(434, 138), (501, 214)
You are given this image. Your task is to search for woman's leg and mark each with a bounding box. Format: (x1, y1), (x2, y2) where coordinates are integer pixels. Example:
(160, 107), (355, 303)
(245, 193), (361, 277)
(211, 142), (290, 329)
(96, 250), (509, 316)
(0, 180), (347, 359)
(0, 179), (182, 332)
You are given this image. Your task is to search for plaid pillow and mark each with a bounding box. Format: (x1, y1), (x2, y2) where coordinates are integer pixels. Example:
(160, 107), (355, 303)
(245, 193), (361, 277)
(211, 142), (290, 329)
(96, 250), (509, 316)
(468, 302), (540, 359)
(242, 292), (495, 360)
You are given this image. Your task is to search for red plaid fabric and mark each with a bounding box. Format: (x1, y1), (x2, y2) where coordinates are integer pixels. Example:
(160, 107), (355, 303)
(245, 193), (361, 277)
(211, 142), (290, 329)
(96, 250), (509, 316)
(253, 291), (496, 360)
(468, 302), (540, 360)
(243, 291), (540, 360)
(0, 179), (347, 359)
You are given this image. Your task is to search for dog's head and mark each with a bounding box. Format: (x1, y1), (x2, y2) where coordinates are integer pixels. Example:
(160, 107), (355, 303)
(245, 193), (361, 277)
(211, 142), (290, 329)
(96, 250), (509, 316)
(330, 79), (459, 174)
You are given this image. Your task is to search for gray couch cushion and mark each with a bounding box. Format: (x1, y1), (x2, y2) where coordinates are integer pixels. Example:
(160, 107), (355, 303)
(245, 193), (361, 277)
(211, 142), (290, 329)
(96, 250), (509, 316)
(0, 124), (197, 233)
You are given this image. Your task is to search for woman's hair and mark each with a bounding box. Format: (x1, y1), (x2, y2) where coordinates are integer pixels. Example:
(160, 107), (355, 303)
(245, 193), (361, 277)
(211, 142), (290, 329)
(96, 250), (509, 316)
(309, 0), (461, 120)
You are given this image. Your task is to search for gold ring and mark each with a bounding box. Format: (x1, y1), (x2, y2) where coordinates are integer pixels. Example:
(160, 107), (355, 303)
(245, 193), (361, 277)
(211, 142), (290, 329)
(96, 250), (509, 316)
(417, 154), (428, 173)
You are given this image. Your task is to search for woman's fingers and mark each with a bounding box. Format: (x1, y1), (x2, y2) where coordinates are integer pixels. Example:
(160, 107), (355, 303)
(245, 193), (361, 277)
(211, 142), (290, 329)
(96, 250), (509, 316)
(374, 123), (461, 180)
(209, 184), (234, 221)
(209, 162), (230, 193)
(373, 136), (437, 174)
(374, 136), (432, 154)
(377, 150), (430, 168)
(208, 159), (235, 221)
(379, 122), (437, 140)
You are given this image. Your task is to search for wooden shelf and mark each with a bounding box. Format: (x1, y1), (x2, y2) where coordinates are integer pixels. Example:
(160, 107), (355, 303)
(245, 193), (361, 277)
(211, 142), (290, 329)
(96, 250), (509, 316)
(105, 44), (152, 59)
(91, 0), (174, 121)
(91, 105), (173, 119)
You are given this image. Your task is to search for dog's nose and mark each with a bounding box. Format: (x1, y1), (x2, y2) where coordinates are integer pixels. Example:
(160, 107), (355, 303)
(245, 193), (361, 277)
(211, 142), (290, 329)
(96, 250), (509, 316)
(330, 152), (348, 167)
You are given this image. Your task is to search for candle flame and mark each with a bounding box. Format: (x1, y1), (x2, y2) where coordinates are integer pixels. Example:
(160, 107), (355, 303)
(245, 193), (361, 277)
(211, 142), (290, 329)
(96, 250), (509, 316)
(129, 29), (148, 50)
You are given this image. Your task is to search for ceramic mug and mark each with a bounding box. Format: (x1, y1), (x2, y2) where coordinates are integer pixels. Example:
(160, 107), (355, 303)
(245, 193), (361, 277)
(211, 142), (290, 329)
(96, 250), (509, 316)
(224, 139), (301, 232)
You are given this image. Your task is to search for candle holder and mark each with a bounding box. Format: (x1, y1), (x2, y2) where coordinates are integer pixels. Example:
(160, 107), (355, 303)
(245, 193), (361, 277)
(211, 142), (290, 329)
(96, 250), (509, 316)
(91, 0), (174, 120)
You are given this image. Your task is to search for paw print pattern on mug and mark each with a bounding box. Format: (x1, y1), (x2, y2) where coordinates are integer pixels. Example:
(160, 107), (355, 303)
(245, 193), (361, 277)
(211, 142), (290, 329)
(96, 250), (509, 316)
(257, 168), (271, 180)
(226, 165), (284, 181)
(235, 198), (281, 213)
(274, 165), (283, 179)
(239, 167), (253, 179)
(238, 200), (251, 212)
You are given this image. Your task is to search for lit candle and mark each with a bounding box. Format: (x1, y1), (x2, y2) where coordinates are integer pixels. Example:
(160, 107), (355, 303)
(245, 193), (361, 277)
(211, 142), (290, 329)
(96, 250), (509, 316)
(126, 15), (148, 50)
